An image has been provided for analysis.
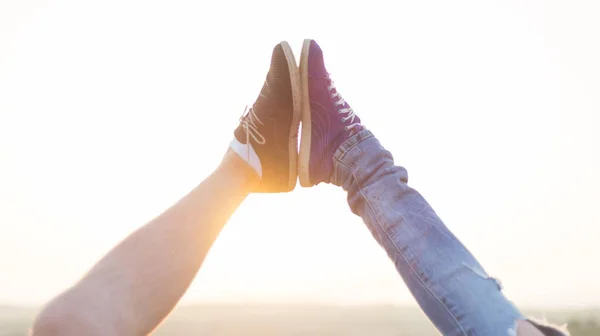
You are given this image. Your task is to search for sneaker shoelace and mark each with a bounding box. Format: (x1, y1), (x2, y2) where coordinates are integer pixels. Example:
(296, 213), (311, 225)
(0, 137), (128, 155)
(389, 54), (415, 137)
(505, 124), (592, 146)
(328, 80), (361, 131)
(239, 105), (266, 145)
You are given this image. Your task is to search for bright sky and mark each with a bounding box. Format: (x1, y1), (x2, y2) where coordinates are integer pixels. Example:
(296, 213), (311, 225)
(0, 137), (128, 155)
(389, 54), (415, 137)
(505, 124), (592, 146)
(1, 0), (599, 309)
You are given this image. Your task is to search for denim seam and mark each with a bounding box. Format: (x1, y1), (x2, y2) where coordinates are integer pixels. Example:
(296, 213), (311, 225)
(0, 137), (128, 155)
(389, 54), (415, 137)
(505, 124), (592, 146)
(333, 130), (374, 163)
(333, 154), (468, 336)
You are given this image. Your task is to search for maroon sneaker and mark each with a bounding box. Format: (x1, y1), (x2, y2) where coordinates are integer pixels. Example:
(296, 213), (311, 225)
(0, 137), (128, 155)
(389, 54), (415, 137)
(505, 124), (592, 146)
(298, 39), (364, 187)
(231, 41), (302, 192)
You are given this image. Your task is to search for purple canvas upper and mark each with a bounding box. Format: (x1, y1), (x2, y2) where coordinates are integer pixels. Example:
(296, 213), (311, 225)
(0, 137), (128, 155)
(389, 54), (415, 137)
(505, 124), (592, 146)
(233, 43), (295, 192)
(307, 40), (363, 185)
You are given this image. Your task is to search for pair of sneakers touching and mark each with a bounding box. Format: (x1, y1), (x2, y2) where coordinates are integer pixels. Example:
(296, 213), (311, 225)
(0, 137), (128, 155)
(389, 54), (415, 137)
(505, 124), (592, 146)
(28, 39), (567, 335)
(230, 39), (567, 336)
(231, 39), (362, 192)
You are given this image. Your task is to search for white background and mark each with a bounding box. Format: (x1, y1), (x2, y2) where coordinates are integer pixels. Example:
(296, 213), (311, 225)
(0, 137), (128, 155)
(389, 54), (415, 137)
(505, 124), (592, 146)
(1, 0), (599, 308)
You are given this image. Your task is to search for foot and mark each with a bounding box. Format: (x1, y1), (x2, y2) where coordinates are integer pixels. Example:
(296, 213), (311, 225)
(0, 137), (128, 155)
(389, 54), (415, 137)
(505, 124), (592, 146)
(231, 41), (301, 193)
(298, 39), (364, 187)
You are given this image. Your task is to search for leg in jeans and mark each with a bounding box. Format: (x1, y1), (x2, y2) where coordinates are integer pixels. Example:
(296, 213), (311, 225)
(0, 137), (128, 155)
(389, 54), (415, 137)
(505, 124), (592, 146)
(298, 39), (568, 336)
(31, 41), (302, 336)
(332, 130), (531, 335)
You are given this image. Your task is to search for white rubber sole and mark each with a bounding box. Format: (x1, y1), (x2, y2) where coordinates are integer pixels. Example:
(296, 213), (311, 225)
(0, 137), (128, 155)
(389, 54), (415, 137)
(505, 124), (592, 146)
(280, 41), (302, 191)
(298, 39), (313, 187)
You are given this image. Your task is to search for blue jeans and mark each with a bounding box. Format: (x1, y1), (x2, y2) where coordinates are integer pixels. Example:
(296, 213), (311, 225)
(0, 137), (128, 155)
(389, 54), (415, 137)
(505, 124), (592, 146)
(331, 130), (567, 336)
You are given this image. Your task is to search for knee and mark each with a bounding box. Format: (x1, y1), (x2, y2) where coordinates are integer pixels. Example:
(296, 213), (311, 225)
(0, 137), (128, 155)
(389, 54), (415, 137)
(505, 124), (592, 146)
(30, 294), (110, 336)
(31, 303), (75, 336)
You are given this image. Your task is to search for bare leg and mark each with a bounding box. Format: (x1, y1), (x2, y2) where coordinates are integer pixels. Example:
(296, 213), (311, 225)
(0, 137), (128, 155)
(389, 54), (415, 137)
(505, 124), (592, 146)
(31, 40), (301, 335)
(31, 150), (257, 335)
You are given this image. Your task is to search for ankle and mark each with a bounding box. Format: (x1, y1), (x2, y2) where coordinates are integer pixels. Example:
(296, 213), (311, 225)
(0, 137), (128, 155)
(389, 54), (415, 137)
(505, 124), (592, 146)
(218, 149), (260, 190)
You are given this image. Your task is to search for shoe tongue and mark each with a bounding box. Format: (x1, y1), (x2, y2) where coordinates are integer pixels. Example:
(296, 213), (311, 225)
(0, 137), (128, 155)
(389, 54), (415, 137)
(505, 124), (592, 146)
(309, 40), (329, 78)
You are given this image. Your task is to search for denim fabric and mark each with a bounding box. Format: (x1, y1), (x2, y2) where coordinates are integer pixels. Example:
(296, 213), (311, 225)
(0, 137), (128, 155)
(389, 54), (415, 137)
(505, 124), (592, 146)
(331, 129), (567, 336)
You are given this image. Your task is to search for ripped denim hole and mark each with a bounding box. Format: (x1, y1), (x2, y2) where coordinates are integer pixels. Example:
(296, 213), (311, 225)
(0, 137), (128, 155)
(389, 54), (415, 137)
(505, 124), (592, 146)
(462, 262), (503, 290)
